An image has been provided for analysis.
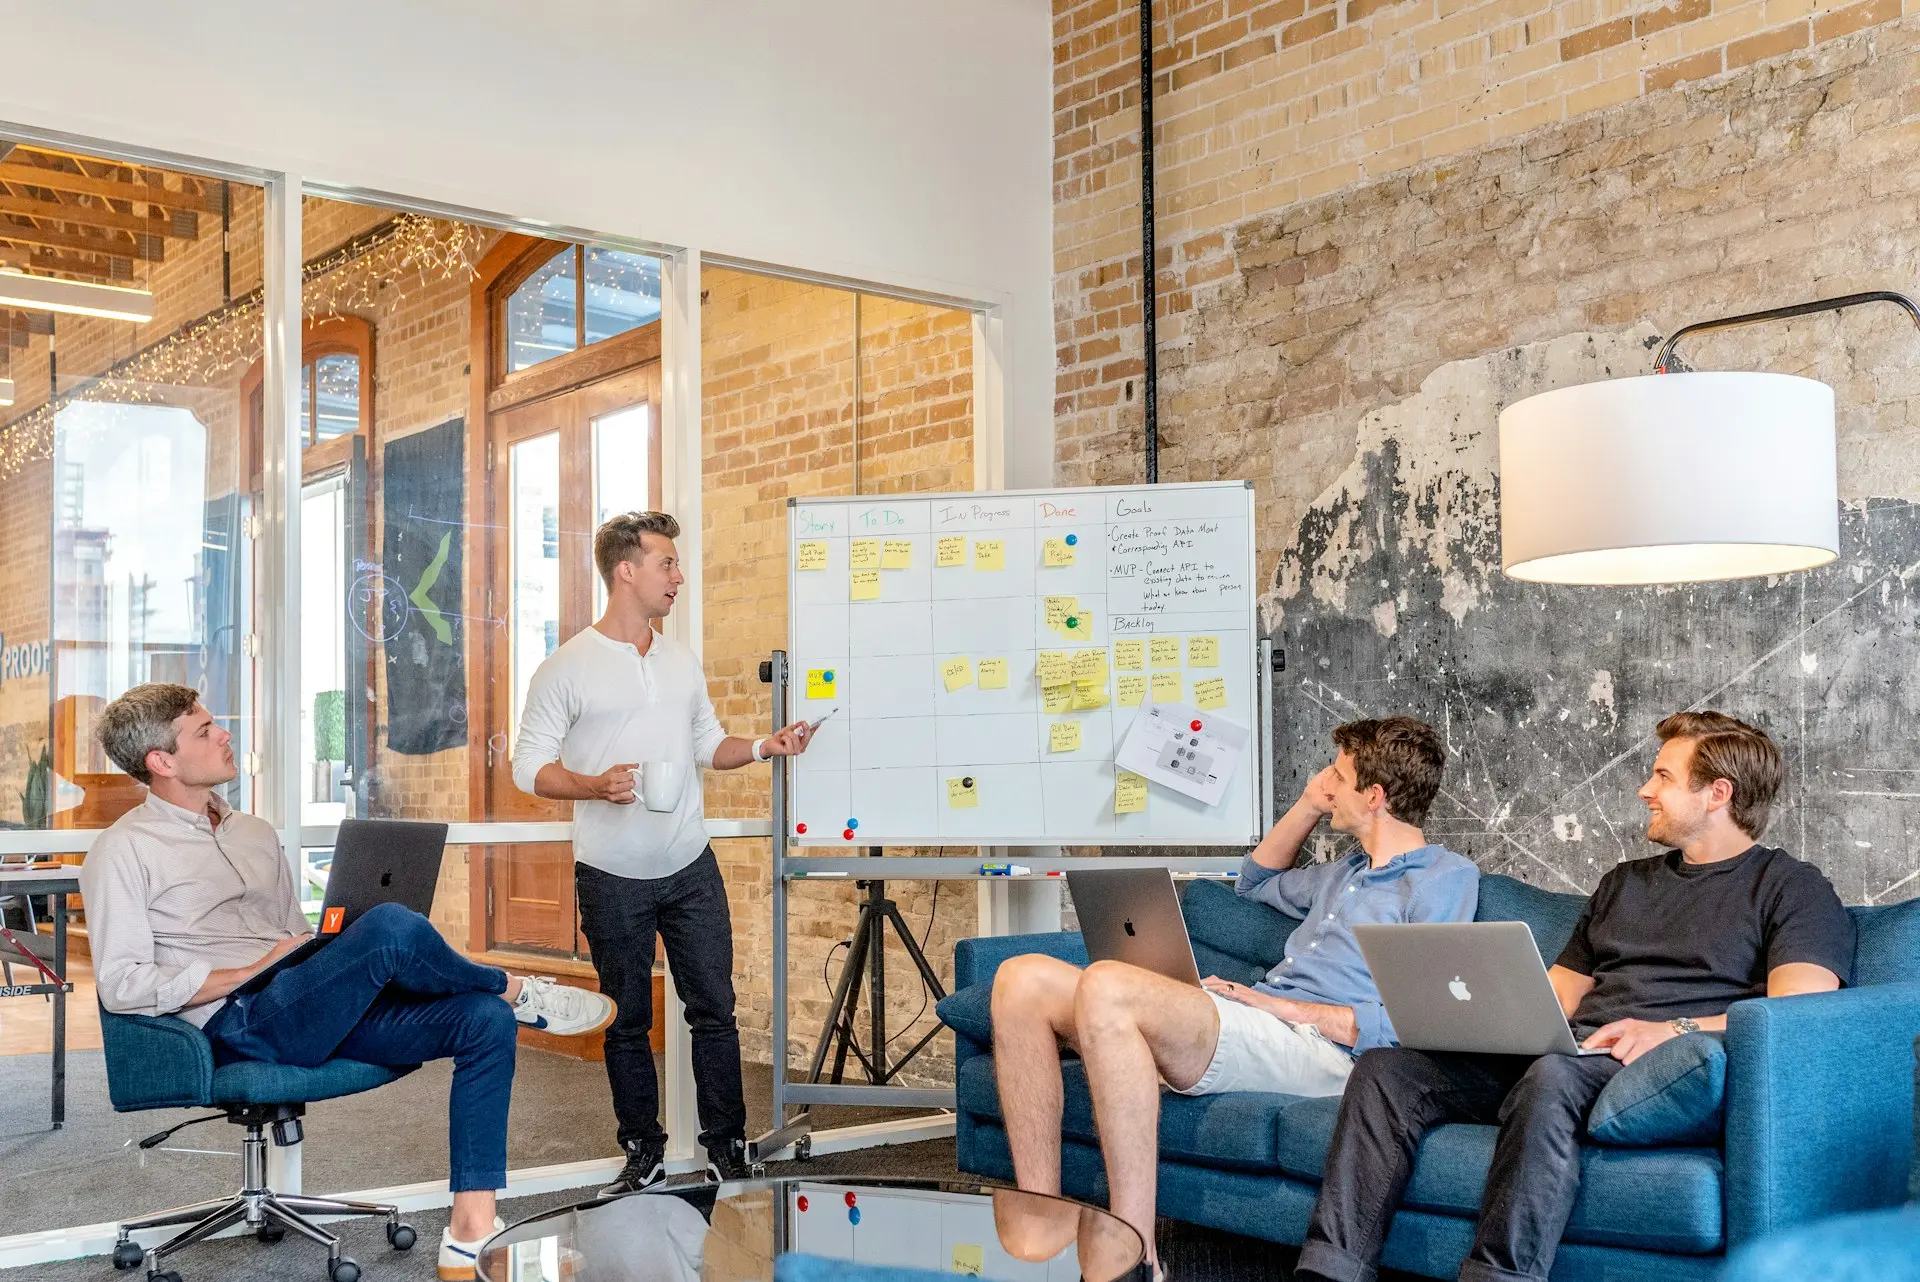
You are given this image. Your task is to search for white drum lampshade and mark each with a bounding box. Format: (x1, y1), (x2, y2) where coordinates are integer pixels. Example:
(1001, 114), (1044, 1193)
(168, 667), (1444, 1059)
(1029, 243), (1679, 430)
(1498, 372), (1839, 585)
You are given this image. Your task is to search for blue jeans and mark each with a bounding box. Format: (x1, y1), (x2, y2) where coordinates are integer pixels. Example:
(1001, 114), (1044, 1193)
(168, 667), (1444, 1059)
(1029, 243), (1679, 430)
(204, 902), (517, 1192)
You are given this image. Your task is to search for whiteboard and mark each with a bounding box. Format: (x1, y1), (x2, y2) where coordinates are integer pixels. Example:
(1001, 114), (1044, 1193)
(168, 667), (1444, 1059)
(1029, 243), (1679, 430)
(787, 482), (1261, 846)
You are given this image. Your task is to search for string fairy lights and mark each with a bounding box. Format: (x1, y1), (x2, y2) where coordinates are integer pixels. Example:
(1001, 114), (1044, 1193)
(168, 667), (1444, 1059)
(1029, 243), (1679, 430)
(0, 213), (485, 483)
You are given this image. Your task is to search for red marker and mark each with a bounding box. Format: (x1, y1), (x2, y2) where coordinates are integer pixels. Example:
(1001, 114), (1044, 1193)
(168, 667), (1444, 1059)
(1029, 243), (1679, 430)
(1191, 720), (1203, 732)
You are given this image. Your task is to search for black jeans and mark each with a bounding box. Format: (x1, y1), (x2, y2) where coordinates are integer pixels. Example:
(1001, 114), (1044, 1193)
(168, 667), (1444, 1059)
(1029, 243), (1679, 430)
(1297, 1048), (1624, 1282)
(574, 848), (746, 1150)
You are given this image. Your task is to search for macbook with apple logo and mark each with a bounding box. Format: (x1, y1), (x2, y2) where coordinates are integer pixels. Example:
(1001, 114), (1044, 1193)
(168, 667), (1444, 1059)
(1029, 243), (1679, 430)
(1065, 867), (1203, 988)
(234, 818), (449, 996)
(1352, 922), (1611, 1056)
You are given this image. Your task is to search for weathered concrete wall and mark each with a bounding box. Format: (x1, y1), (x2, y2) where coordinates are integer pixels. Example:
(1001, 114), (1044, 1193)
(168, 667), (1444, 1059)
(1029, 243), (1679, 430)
(1271, 330), (1920, 905)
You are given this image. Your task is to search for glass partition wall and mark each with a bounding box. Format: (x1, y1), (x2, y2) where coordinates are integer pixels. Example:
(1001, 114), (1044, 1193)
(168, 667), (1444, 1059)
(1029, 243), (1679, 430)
(0, 126), (988, 1250)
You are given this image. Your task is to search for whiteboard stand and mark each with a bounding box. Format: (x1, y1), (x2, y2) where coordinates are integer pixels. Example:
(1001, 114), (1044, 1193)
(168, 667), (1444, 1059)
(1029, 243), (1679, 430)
(753, 574), (1280, 1159)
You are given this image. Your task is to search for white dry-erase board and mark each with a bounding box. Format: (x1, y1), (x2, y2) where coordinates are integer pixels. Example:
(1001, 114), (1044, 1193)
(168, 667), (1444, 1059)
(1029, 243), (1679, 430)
(787, 482), (1261, 846)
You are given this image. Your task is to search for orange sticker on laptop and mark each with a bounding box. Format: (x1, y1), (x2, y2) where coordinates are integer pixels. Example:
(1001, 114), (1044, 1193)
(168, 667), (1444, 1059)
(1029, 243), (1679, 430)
(321, 906), (346, 935)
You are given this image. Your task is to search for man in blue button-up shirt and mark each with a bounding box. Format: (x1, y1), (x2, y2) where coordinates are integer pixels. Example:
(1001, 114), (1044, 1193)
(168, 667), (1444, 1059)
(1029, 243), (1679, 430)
(992, 717), (1479, 1276)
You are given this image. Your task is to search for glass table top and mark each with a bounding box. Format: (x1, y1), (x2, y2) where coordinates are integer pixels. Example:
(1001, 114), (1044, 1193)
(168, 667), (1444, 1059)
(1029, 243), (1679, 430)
(478, 1177), (1144, 1282)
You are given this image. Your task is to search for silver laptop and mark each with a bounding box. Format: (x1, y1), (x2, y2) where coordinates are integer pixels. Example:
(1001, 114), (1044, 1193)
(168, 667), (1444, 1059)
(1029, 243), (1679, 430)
(1353, 922), (1610, 1056)
(1064, 868), (1202, 987)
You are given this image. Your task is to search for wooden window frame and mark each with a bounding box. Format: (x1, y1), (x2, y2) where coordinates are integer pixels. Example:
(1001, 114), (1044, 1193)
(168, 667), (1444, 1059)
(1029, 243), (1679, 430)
(240, 314), (376, 485)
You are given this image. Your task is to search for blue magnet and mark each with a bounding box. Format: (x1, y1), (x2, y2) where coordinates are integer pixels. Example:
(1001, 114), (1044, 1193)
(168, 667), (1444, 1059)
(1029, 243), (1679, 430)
(824, 670), (835, 682)
(847, 817), (860, 830)
(848, 1207), (862, 1226)
(1064, 533), (1078, 546)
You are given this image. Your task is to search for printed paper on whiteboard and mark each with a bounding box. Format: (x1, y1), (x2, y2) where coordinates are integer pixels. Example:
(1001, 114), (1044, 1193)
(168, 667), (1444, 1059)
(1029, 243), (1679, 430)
(1114, 701), (1247, 807)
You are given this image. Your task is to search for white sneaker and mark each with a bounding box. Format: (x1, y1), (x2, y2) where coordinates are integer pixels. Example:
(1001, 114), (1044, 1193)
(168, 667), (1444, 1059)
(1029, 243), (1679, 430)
(513, 975), (616, 1037)
(437, 1218), (503, 1281)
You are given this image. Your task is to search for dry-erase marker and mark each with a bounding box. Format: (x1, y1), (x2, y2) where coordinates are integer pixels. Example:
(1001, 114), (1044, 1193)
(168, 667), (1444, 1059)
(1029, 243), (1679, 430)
(806, 707), (842, 734)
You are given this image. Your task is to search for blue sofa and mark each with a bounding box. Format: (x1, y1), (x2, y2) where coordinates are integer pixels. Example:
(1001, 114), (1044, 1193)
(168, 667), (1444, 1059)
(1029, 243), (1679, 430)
(940, 873), (1920, 1281)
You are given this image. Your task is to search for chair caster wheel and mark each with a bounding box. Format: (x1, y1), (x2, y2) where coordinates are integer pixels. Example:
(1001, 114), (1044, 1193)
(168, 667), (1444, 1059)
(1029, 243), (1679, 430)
(387, 1221), (417, 1251)
(257, 1225), (285, 1243)
(112, 1241), (144, 1270)
(148, 1271), (182, 1282)
(329, 1258), (360, 1282)
(795, 1136), (812, 1160)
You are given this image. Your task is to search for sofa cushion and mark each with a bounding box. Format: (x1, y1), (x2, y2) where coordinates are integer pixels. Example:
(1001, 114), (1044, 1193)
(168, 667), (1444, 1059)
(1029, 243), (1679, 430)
(1588, 1033), (1726, 1146)
(955, 1052), (1302, 1172)
(1181, 877), (1291, 984)
(1850, 896), (1920, 988)
(936, 982), (993, 1046)
(1271, 1094), (1724, 1253)
(1473, 874), (1587, 962)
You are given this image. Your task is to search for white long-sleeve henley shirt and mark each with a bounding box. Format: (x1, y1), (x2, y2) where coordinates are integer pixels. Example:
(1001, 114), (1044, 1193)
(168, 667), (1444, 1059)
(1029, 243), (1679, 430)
(509, 625), (728, 881)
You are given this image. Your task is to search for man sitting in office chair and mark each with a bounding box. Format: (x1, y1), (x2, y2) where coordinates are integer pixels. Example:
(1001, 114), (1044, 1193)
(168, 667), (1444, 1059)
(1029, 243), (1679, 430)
(1293, 711), (1855, 1282)
(80, 683), (617, 1282)
(991, 717), (1480, 1278)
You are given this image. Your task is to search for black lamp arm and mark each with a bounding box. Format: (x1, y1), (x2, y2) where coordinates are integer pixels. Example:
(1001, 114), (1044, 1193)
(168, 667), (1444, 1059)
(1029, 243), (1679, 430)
(1652, 290), (1920, 373)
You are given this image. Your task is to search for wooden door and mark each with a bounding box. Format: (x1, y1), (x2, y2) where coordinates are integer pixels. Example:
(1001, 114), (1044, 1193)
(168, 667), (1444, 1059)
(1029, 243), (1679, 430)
(480, 362), (662, 957)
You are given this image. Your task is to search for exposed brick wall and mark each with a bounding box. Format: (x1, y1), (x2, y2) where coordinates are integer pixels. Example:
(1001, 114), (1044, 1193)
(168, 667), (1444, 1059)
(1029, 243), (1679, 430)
(1054, 1), (1920, 551)
(698, 268), (978, 1079)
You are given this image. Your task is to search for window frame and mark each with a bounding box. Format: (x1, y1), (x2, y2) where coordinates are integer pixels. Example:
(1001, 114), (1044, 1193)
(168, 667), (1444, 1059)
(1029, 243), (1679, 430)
(486, 239), (663, 408)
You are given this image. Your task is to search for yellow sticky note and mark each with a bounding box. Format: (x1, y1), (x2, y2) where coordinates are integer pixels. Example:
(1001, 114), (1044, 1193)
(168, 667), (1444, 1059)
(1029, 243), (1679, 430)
(1036, 651), (1072, 686)
(936, 536), (967, 568)
(977, 657), (1008, 690)
(850, 539), (882, 570)
(797, 541), (829, 571)
(1150, 636), (1182, 668)
(1117, 674), (1147, 706)
(806, 669), (837, 699)
(1188, 635), (1220, 667)
(1044, 595), (1078, 633)
(850, 569), (882, 600)
(952, 1243), (984, 1276)
(882, 538), (913, 569)
(1115, 770), (1148, 814)
(947, 776), (979, 810)
(1070, 648), (1108, 683)
(1072, 680), (1109, 710)
(973, 539), (1005, 570)
(1194, 676), (1228, 710)
(941, 656), (973, 692)
(1043, 537), (1075, 567)
(1050, 720), (1083, 753)
(1043, 684), (1073, 714)
(1114, 638), (1146, 670)
(1152, 671), (1182, 702)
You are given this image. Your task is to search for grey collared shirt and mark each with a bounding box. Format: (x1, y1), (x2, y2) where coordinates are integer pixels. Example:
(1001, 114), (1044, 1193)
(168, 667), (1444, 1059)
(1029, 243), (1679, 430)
(79, 792), (309, 1027)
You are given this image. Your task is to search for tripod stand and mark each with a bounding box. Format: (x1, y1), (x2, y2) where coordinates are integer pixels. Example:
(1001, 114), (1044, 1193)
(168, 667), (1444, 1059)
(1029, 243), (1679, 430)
(802, 872), (949, 1090)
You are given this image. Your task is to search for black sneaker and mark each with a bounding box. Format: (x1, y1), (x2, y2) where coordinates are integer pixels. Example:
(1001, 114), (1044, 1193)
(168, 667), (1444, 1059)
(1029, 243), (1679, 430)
(704, 1137), (755, 1183)
(598, 1137), (666, 1197)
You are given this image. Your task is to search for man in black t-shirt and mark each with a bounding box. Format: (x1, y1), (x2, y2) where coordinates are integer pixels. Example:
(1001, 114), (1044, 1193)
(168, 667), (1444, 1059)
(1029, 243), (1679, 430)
(1295, 711), (1854, 1282)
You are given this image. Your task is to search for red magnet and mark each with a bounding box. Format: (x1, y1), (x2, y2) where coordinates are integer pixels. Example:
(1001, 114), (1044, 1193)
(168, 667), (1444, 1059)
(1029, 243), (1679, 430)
(843, 828), (855, 840)
(1190, 720), (1203, 731)
(797, 1195), (810, 1212)
(796, 822), (808, 835)
(844, 1192), (859, 1207)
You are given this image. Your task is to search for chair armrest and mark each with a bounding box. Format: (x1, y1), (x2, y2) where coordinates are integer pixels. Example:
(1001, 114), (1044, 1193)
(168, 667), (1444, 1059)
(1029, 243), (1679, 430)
(1725, 980), (1920, 1245)
(99, 1009), (215, 1111)
(953, 931), (1087, 990)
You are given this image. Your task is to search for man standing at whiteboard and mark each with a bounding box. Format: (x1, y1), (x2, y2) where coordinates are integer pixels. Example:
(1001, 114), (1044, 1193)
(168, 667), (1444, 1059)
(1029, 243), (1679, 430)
(990, 717), (1478, 1274)
(512, 511), (812, 1192)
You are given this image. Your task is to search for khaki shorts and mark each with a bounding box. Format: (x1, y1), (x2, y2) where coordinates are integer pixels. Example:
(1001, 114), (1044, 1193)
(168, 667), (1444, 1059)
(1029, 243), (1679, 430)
(1172, 991), (1355, 1098)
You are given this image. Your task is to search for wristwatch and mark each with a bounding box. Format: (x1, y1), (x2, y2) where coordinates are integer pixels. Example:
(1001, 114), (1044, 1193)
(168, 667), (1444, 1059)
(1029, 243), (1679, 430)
(1670, 1016), (1702, 1036)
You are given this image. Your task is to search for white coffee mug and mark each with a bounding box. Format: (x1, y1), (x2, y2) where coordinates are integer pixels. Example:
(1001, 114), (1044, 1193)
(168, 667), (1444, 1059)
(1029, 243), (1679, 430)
(640, 761), (687, 812)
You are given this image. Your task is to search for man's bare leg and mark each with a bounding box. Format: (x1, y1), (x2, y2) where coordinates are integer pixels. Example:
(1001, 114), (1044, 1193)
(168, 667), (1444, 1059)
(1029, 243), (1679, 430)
(991, 953), (1086, 1195)
(1074, 960), (1221, 1264)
